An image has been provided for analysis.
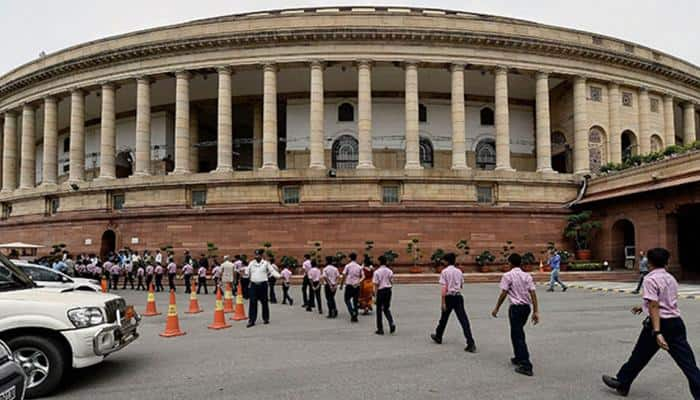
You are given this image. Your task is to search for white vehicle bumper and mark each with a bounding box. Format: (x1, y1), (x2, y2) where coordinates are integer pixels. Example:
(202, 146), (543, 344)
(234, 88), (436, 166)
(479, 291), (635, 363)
(61, 314), (140, 368)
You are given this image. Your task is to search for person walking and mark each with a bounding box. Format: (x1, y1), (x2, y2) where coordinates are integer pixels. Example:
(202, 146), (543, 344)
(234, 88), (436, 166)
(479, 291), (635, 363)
(212, 261), (222, 291)
(136, 264), (146, 290)
(603, 248), (700, 398)
(167, 257), (177, 292)
(122, 257), (135, 290)
(269, 257), (279, 304)
(145, 263), (154, 290)
(430, 252), (476, 352)
(307, 260), (323, 314)
(359, 256), (375, 315)
(373, 255), (396, 335)
(301, 254), (312, 308)
(281, 264), (293, 305)
(546, 249), (567, 292)
(154, 262), (164, 292)
(341, 252), (364, 322)
(247, 250), (281, 328)
(491, 253), (540, 376)
(197, 263), (209, 295)
(221, 255), (235, 294)
(108, 259), (120, 290)
(322, 256), (340, 319)
(182, 262), (194, 294)
(632, 251), (649, 295)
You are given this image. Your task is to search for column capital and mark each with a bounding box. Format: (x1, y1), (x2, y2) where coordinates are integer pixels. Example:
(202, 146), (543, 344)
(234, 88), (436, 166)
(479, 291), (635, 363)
(662, 92), (674, 100)
(3, 110), (16, 118)
(134, 76), (154, 85)
(356, 59), (373, 68)
(535, 70), (550, 80)
(450, 63), (466, 72)
(494, 65), (509, 74)
(607, 81), (621, 90)
(21, 103), (35, 111)
(42, 95), (57, 103)
(98, 81), (119, 90)
(174, 70), (191, 80)
(403, 60), (420, 69)
(309, 59), (325, 69)
(573, 75), (587, 83)
(683, 100), (697, 108)
(70, 87), (85, 95)
(216, 65), (233, 74)
(639, 86), (649, 94)
(262, 63), (277, 73)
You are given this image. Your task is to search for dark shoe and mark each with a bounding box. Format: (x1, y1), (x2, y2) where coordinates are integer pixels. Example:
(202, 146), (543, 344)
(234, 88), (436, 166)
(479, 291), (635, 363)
(562, 287), (568, 292)
(246, 323), (255, 328)
(602, 375), (629, 397)
(511, 357), (522, 366)
(263, 320), (269, 325)
(631, 290), (639, 295)
(390, 325), (396, 334)
(546, 288), (554, 292)
(290, 300), (294, 306)
(351, 316), (358, 323)
(326, 315), (333, 319)
(306, 308), (313, 312)
(319, 311), (323, 315)
(375, 330), (384, 335)
(465, 344), (477, 353)
(514, 365), (534, 377)
(430, 334), (442, 344)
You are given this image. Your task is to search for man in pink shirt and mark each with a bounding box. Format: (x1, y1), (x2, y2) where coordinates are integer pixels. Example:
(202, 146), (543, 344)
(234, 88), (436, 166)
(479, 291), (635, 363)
(281, 265), (293, 305)
(322, 256), (340, 319)
(306, 260), (323, 314)
(341, 252), (364, 322)
(373, 255), (396, 335)
(301, 254), (312, 309)
(492, 253), (540, 376)
(197, 264), (209, 294)
(431, 252), (477, 352)
(136, 265), (146, 290)
(107, 259), (120, 290)
(182, 262), (194, 293)
(145, 263), (154, 290)
(604, 248), (700, 398)
(154, 262), (164, 292)
(167, 258), (178, 292)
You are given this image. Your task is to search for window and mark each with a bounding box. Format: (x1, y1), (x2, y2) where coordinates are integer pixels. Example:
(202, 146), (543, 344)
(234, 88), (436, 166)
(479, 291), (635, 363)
(589, 86), (602, 102)
(419, 137), (433, 168)
(475, 139), (496, 170)
(419, 104), (427, 123)
(281, 186), (300, 205)
(332, 135), (359, 169)
(63, 138), (70, 153)
(1, 203), (10, 220)
(650, 98), (660, 113)
(46, 197), (60, 216)
(588, 127), (607, 174)
(338, 103), (354, 122)
(624, 44), (635, 53)
(113, 194), (125, 210)
(191, 189), (207, 207)
(650, 135), (663, 153)
(21, 266), (63, 282)
(477, 186), (493, 204)
(382, 186), (400, 204)
(480, 107), (494, 126)
(622, 92), (633, 107)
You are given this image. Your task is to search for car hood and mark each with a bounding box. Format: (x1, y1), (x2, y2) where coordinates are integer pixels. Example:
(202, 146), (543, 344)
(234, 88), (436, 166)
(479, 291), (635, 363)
(2, 287), (121, 307)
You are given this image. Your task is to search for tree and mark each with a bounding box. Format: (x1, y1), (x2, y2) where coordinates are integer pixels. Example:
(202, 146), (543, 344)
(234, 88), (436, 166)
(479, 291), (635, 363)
(405, 238), (422, 269)
(564, 211), (602, 250)
(206, 242), (218, 258)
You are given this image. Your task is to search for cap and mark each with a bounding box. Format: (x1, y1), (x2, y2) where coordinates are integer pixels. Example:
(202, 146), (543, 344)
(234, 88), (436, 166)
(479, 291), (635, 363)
(255, 249), (264, 256)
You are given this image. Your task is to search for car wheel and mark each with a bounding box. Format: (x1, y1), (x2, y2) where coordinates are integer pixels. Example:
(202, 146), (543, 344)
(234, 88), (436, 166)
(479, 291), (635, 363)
(7, 335), (66, 399)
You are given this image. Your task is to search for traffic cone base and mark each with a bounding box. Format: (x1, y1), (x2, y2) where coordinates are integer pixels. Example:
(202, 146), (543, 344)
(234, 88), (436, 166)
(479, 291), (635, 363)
(223, 282), (235, 314)
(143, 284), (161, 317)
(231, 282), (247, 321)
(209, 288), (232, 330)
(160, 290), (186, 337)
(186, 281), (203, 314)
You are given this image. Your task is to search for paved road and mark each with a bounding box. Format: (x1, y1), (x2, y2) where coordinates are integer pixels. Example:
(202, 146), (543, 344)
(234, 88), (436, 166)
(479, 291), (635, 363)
(52, 284), (699, 400)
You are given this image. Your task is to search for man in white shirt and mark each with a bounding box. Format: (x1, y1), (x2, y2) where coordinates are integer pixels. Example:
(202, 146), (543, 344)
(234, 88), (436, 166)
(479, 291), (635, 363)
(221, 255), (236, 293)
(247, 250), (281, 328)
(154, 250), (163, 266)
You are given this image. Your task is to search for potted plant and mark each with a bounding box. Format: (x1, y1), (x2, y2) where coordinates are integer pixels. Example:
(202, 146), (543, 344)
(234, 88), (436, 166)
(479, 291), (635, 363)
(363, 240), (375, 267)
(280, 255), (299, 273)
(334, 251), (347, 266)
(476, 250), (495, 273)
(405, 238), (422, 273)
(521, 252), (536, 272)
(383, 250), (399, 265)
(455, 239), (470, 267)
(498, 241), (515, 272)
(564, 211), (601, 261)
(310, 241), (323, 265)
(431, 248), (446, 272)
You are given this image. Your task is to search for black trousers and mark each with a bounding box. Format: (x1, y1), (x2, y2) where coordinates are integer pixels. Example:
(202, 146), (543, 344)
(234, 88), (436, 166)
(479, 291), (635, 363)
(184, 274), (192, 293)
(302, 275), (311, 307)
(137, 276), (145, 290)
(122, 272), (134, 289)
(282, 283), (293, 304)
(110, 275), (119, 290)
(168, 273), (176, 292)
(344, 285), (360, 318)
(376, 288), (395, 332)
(269, 277), (278, 303)
(634, 271), (649, 292)
(308, 285), (322, 313)
(241, 278), (250, 299)
(197, 277), (208, 294)
(146, 275), (153, 291)
(434, 294), (475, 346)
(509, 304), (532, 370)
(248, 282), (270, 324)
(324, 285), (337, 315)
(617, 317), (700, 398)
(155, 274), (163, 291)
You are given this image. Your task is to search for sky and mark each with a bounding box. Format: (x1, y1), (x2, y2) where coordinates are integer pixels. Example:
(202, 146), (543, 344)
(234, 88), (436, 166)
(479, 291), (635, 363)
(0, 0), (698, 76)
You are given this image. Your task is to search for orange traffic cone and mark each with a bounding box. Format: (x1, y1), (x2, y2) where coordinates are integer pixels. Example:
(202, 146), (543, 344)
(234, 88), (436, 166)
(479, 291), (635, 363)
(101, 277), (108, 293)
(223, 282), (234, 314)
(143, 283), (161, 317)
(208, 287), (232, 330)
(231, 282), (247, 321)
(160, 290), (186, 337)
(186, 281), (202, 314)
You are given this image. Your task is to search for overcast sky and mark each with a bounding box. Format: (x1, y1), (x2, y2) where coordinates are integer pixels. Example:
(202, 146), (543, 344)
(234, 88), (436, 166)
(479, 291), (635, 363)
(0, 0), (698, 76)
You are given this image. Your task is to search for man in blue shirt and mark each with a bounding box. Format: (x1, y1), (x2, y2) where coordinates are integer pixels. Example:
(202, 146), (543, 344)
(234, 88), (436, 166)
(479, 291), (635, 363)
(546, 250), (567, 292)
(631, 251), (649, 295)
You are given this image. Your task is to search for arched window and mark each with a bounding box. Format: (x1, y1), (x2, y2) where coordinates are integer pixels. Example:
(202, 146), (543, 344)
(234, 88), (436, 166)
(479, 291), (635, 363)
(332, 135), (358, 169)
(621, 130), (638, 162)
(650, 134), (663, 153)
(588, 127), (607, 174)
(551, 131), (572, 173)
(480, 107), (494, 126)
(419, 137), (433, 168)
(338, 103), (354, 122)
(419, 104), (428, 123)
(475, 139), (496, 170)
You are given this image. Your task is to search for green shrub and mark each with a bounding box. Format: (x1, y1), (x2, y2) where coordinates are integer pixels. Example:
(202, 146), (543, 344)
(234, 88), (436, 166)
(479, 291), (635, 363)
(568, 262), (604, 271)
(664, 144), (684, 156)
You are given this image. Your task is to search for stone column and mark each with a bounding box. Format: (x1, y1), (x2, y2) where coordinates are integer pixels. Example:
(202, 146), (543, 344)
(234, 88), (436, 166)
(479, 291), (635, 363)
(98, 83), (116, 180)
(69, 89), (85, 183)
(133, 78), (151, 176)
(683, 102), (697, 145)
(638, 87), (651, 154)
(172, 71), (191, 174)
(494, 66), (513, 171)
(608, 82), (622, 164)
(189, 110), (199, 173)
(309, 61), (325, 169)
(19, 104), (36, 190)
(404, 62), (422, 170)
(253, 103), (262, 169)
(663, 94), (676, 147)
(357, 60), (374, 169)
(535, 71), (554, 173)
(215, 67), (233, 173)
(450, 64), (468, 170)
(261, 64), (278, 170)
(42, 97), (58, 185)
(573, 76), (589, 175)
(1, 112), (17, 192)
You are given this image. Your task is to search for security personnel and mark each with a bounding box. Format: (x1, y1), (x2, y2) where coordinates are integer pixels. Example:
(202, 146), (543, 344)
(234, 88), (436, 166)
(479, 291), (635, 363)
(431, 253), (476, 352)
(301, 254), (312, 308)
(182, 262), (194, 293)
(341, 252), (364, 322)
(122, 257), (135, 290)
(322, 256), (339, 319)
(167, 258), (178, 292)
(247, 249), (280, 328)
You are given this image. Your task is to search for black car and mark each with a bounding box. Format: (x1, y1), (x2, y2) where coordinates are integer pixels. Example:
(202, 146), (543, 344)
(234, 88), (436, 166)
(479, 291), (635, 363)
(0, 340), (25, 400)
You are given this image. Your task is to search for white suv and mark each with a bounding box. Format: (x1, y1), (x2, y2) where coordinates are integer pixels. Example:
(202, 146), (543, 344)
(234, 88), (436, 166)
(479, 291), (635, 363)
(0, 254), (140, 398)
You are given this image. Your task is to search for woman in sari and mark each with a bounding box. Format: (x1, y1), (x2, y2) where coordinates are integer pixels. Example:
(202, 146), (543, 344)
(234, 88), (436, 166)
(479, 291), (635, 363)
(359, 256), (374, 315)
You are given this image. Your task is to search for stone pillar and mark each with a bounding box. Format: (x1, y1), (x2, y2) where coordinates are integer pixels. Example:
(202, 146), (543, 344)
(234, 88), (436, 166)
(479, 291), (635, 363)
(261, 63), (278, 170)
(450, 64), (468, 170)
(1, 112), (17, 192)
(404, 62), (422, 170)
(189, 109), (199, 172)
(69, 89), (85, 183)
(683, 102), (696, 145)
(42, 97), (58, 185)
(573, 76), (589, 175)
(172, 71), (191, 174)
(19, 104), (36, 190)
(253, 103), (262, 169)
(309, 61), (325, 169)
(608, 82), (622, 164)
(663, 94), (676, 146)
(494, 66), (513, 171)
(535, 71), (554, 173)
(357, 60), (374, 169)
(215, 67), (233, 173)
(98, 84), (116, 180)
(134, 78), (151, 176)
(638, 87), (651, 154)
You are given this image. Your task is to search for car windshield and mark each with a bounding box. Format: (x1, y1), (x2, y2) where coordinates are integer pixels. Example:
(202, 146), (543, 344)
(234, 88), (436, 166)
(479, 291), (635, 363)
(20, 265), (64, 282)
(0, 253), (35, 290)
